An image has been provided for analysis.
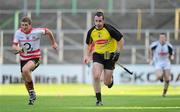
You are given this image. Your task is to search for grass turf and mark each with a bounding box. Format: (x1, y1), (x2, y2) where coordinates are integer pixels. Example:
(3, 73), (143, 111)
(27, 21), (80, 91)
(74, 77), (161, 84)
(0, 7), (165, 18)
(0, 84), (180, 112)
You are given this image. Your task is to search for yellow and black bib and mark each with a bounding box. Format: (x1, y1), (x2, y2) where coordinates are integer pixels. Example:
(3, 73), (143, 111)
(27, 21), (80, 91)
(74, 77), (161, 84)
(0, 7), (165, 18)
(86, 24), (123, 54)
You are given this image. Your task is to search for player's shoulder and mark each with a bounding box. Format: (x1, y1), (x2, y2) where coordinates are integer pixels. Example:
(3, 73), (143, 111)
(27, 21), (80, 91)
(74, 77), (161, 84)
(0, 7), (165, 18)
(32, 28), (45, 32)
(104, 23), (121, 34)
(14, 28), (23, 36)
(31, 28), (46, 34)
(87, 26), (96, 33)
(15, 28), (22, 33)
(166, 42), (173, 48)
(151, 41), (159, 45)
(150, 41), (159, 47)
(104, 23), (116, 30)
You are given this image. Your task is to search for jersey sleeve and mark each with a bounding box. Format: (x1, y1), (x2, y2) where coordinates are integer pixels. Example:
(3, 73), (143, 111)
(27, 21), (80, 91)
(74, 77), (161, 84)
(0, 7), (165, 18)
(167, 43), (174, 55)
(105, 24), (123, 41)
(150, 41), (158, 50)
(86, 26), (95, 45)
(34, 28), (46, 35)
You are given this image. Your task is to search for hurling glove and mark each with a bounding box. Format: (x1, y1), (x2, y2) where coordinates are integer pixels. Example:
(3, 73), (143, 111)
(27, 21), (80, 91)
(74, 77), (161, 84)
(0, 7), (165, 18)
(15, 47), (27, 54)
(111, 51), (120, 62)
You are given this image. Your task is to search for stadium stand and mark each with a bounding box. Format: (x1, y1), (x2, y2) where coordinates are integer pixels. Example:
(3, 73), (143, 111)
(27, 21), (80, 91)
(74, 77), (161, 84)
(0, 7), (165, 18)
(0, 0), (180, 64)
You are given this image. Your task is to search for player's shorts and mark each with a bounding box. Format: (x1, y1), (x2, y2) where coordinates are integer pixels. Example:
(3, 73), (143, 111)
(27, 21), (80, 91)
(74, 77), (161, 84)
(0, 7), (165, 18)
(154, 61), (171, 70)
(20, 58), (40, 72)
(93, 52), (115, 70)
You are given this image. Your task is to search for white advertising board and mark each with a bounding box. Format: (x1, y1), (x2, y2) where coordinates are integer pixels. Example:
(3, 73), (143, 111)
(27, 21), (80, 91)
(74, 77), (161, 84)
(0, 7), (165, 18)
(0, 65), (83, 84)
(0, 64), (179, 85)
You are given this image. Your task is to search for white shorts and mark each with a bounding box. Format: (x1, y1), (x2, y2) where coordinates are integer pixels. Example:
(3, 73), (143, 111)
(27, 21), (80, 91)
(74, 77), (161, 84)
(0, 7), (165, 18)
(154, 61), (171, 70)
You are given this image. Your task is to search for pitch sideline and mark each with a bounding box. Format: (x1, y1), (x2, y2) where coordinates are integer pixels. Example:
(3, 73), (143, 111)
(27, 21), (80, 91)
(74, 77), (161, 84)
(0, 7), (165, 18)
(65, 106), (180, 110)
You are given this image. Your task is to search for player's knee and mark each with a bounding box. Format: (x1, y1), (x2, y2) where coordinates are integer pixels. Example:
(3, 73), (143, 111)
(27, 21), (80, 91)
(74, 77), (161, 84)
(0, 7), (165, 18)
(157, 75), (162, 79)
(22, 68), (30, 75)
(104, 80), (111, 86)
(93, 74), (100, 81)
(93, 71), (101, 81)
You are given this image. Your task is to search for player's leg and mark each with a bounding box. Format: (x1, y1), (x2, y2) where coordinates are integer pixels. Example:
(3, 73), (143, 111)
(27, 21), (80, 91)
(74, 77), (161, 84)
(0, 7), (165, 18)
(154, 63), (164, 82)
(155, 69), (163, 82)
(103, 69), (113, 88)
(103, 60), (115, 88)
(162, 69), (171, 97)
(22, 60), (36, 105)
(92, 53), (104, 106)
(21, 60), (33, 93)
(92, 62), (103, 106)
(21, 58), (40, 105)
(100, 71), (104, 82)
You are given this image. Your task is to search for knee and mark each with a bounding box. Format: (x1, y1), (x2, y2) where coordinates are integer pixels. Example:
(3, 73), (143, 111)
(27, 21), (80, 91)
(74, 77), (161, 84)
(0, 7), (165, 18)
(157, 75), (162, 79)
(22, 68), (30, 75)
(93, 74), (100, 81)
(104, 80), (111, 86)
(104, 81), (109, 86)
(92, 70), (101, 81)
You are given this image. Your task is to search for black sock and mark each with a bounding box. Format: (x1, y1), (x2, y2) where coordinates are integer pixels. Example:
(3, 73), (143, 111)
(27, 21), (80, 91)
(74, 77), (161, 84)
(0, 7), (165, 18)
(96, 92), (102, 102)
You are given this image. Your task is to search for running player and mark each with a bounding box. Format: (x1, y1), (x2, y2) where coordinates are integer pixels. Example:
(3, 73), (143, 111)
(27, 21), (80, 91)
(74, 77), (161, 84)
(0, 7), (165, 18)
(12, 16), (58, 105)
(148, 33), (174, 97)
(83, 10), (124, 106)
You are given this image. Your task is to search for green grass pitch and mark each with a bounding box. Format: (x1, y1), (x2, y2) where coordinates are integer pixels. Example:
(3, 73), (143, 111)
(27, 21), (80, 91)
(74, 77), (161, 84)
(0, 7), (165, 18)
(0, 84), (180, 112)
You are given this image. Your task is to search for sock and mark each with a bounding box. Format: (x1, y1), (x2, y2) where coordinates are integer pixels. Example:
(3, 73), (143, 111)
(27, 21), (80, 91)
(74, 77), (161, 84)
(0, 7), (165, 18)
(96, 92), (102, 102)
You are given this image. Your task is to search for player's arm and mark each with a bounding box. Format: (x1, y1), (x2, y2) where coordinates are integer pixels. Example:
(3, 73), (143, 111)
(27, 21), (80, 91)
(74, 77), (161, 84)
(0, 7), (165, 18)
(83, 28), (94, 64)
(117, 38), (124, 52)
(12, 32), (27, 54)
(12, 43), (20, 51)
(105, 24), (124, 62)
(12, 43), (28, 54)
(45, 28), (58, 49)
(170, 54), (174, 60)
(105, 24), (123, 52)
(147, 43), (157, 64)
(168, 44), (175, 60)
(111, 37), (124, 62)
(12, 43), (21, 53)
(84, 44), (91, 63)
(147, 48), (153, 64)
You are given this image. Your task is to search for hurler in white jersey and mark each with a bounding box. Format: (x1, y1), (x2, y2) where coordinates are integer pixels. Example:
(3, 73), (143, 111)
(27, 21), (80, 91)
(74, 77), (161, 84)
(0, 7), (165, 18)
(13, 28), (45, 60)
(148, 33), (174, 97)
(12, 16), (58, 105)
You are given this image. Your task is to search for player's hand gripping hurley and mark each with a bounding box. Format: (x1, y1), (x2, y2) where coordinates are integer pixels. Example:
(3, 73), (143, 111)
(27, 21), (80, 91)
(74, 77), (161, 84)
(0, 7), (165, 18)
(111, 51), (133, 75)
(14, 47), (28, 54)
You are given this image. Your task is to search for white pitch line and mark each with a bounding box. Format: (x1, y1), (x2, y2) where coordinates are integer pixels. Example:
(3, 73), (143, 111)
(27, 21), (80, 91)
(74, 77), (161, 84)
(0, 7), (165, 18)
(66, 106), (180, 110)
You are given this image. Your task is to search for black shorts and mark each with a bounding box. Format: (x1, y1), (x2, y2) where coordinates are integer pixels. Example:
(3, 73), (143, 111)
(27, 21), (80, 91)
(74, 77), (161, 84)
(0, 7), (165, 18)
(20, 58), (40, 72)
(93, 52), (115, 70)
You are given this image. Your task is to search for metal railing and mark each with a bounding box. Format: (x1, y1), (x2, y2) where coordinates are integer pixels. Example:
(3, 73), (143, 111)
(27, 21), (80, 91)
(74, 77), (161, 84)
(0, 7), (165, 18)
(0, 9), (180, 64)
(1, 30), (180, 64)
